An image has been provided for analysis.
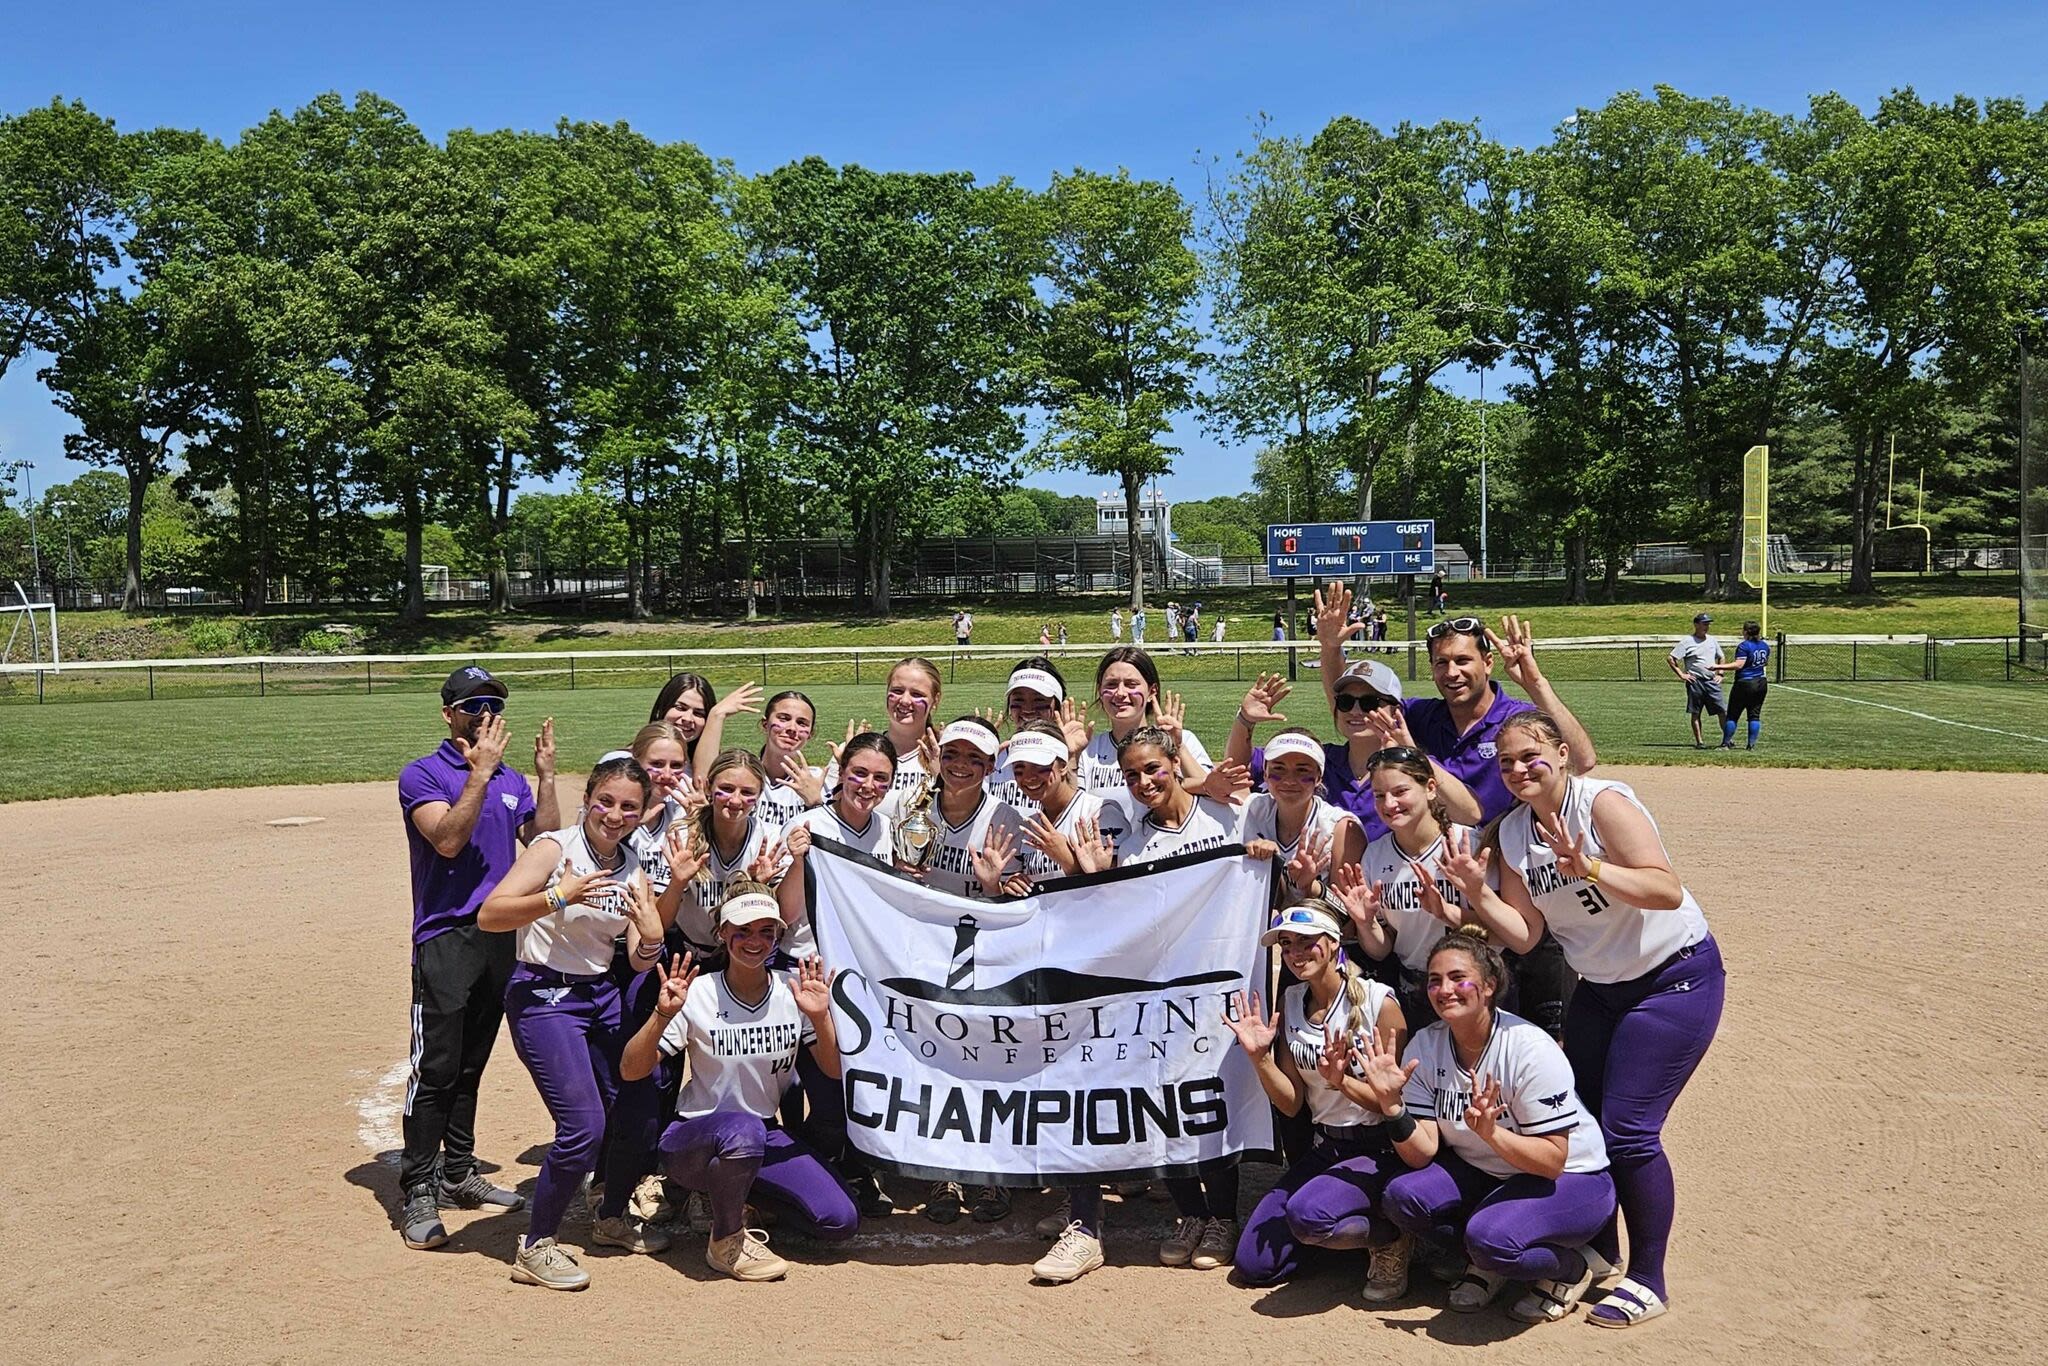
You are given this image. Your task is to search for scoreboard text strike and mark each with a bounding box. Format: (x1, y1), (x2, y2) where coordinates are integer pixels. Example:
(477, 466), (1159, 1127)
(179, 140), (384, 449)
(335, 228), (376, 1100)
(1266, 520), (1436, 579)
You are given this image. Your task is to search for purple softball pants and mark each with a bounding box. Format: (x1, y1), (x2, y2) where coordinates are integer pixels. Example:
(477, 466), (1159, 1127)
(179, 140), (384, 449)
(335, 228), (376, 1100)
(1235, 1132), (1403, 1285)
(1383, 1151), (1617, 1283)
(659, 1110), (859, 1243)
(504, 964), (625, 1241)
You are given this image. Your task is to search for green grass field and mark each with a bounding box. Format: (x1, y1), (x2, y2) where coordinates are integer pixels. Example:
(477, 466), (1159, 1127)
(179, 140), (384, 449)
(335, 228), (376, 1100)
(5, 668), (2044, 803)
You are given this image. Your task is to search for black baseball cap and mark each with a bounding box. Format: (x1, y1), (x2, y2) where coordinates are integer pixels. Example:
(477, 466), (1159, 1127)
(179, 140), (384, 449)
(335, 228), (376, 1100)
(1693, 612), (1712, 624)
(441, 665), (508, 705)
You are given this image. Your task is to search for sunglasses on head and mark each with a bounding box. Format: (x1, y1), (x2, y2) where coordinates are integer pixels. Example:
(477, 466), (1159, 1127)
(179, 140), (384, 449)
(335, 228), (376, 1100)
(1366, 745), (1428, 769)
(1268, 907), (1331, 934)
(1425, 616), (1487, 643)
(1333, 692), (1394, 713)
(451, 696), (505, 716)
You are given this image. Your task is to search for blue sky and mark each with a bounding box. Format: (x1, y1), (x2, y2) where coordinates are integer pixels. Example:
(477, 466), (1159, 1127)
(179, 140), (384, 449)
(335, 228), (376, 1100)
(4, 0), (2045, 507)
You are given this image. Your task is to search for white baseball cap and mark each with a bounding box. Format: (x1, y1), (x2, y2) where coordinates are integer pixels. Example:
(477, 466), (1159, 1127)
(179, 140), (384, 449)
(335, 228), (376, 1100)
(718, 891), (783, 934)
(1260, 902), (1345, 946)
(1336, 659), (1403, 702)
(938, 720), (1000, 757)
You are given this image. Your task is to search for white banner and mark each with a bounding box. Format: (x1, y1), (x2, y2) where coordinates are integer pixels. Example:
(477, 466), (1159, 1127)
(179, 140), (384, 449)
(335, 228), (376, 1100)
(808, 840), (1277, 1186)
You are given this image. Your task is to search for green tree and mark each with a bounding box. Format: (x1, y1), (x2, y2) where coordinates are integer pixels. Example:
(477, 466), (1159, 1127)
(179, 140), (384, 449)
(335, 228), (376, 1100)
(1037, 168), (1202, 609)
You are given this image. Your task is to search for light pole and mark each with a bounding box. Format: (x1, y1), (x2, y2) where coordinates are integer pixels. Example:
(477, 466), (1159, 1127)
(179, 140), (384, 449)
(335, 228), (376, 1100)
(2, 460), (41, 587)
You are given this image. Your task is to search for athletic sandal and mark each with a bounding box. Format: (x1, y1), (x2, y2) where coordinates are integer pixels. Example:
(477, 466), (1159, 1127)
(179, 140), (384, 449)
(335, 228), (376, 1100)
(971, 1185), (1013, 1223)
(1159, 1216), (1203, 1267)
(1587, 1275), (1668, 1329)
(1362, 1233), (1412, 1304)
(1447, 1265), (1506, 1312)
(1509, 1246), (1619, 1324)
(1031, 1222), (1105, 1284)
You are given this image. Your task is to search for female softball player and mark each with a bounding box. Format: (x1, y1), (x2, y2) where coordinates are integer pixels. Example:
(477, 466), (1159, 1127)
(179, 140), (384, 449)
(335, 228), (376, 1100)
(619, 887), (857, 1282)
(656, 749), (784, 966)
(1714, 620), (1770, 750)
(1355, 928), (1618, 1323)
(1111, 726), (1272, 1269)
(754, 690), (826, 827)
(1009, 721), (1125, 882)
(1239, 727), (1365, 900)
(989, 657), (1084, 814)
(1227, 900), (1412, 1299)
(823, 657), (942, 804)
(1078, 646), (1214, 816)
(907, 716), (1027, 902)
(1339, 746), (1481, 1029)
(1440, 711), (1723, 1327)
(477, 755), (661, 1291)
(651, 672), (758, 792)
(777, 732), (899, 956)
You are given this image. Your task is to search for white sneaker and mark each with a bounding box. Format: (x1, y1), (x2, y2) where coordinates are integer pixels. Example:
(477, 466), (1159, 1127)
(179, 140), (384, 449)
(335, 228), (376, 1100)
(1031, 1223), (1105, 1284)
(1034, 1193), (1074, 1239)
(591, 1214), (672, 1255)
(706, 1227), (788, 1282)
(1159, 1216), (1203, 1267)
(1362, 1233), (1412, 1303)
(1190, 1217), (1236, 1271)
(511, 1236), (590, 1291)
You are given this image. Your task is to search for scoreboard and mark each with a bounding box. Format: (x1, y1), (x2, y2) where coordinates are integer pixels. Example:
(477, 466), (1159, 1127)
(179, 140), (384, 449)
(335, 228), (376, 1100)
(1266, 520), (1436, 579)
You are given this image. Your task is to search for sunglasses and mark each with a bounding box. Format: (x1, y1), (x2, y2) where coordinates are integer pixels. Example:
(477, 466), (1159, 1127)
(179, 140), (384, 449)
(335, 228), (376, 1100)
(1333, 692), (1395, 713)
(1268, 907), (1335, 936)
(1425, 616), (1487, 642)
(451, 696), (505, 716)
(1366, 745), (1429, 769)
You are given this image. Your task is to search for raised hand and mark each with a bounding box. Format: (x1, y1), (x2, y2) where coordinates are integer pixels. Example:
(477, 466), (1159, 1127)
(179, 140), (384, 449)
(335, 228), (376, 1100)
(1155, 690), (1187, 741)
(1536, 812), (1594, 881)
(973, 704), (1004, 731)
(1486, 615), (1545, 692)
(971, 824), (1019, 893)
(1328, 862), (1386, 933)
(828, 718), (870, 767)
(783, 824), (813, 862)
(1021, 813), (1074, 873)
(791, 955), (834, 1017)
(1440, 825), (1493, 899)
(621, 870), (664, 943)
(711, 681), (764, 721)
(747, 836), (787, 885)
(1073, 815), (1115, 874)
(552, 855), (604, 908)
(1285, 825), (1330, 894)
(654, 951), (698, 1019)
(1223, 989), (1278, 1059)
(915, 727), (942, 774)
(1463, 1073), (1504, 1142)
(1364, 702), (1419, 751)
(1195, 757), (1253, 805)
(1357, 1024), (1419, 1114)
(455, 712), (509, 772)
(1057, 697), (1092, 757)
(1312, 582), (1363, 646)
(1315, 1032), (1356, 1090)
(1411, 859), (1464, 927)
(662, 823), (710, 888)
(533, 717), (556, 777)
(1239, 673), (1291, 728)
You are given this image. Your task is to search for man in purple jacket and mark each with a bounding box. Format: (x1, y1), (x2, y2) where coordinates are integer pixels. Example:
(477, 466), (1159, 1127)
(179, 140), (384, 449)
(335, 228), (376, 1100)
(394, 665), (559, 1250)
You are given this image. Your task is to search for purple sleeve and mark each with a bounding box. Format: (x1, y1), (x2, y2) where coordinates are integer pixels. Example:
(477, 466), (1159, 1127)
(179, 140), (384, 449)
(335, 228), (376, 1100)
(1247, 744), (1265, 790)
(398, 759), (443, 815)
(511, 769), (536, 825)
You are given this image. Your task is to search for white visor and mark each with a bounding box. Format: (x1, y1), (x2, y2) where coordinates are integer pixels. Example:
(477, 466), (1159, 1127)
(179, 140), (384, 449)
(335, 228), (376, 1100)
(938, 720), (1000, 757)
(597, 749), (634, 764)
(1007, 667), (1064, 701)
(718, 892), (783, 933)
(1260, 903), (1345, 946)
(1263, 732), (1326, 772)
(1006, 731), (1068, 769)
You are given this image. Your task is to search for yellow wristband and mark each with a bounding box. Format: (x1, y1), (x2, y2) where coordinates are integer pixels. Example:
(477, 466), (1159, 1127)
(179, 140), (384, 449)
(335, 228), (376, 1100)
(1586, 858), (1603, 885)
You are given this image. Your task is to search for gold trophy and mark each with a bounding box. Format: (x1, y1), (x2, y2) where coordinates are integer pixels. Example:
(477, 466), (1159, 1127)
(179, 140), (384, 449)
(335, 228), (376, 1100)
(892, 772), (939, 869)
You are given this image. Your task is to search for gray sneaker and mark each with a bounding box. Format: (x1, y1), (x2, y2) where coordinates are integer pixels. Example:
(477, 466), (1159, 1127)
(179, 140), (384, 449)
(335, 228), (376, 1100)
(400, 1186), (448, 1250)
(439, 1171), (524, 1211)
(591, 1214), (672, 1255)
(511, 1236), (591, 1291)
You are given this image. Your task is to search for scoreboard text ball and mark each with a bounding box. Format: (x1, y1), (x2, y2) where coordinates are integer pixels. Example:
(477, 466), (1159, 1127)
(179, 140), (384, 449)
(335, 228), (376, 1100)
(1264, 520), (1436, 579)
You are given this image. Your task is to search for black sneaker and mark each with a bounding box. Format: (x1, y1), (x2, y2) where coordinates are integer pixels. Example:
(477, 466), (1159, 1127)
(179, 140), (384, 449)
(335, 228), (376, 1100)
(850, 1171), (895, 1219)
(970, 1185), (1012, 1223)
(440, 1171), (525, 1211)
(922, 1180), (965, 1224)
(401, 1186), (449, 1250)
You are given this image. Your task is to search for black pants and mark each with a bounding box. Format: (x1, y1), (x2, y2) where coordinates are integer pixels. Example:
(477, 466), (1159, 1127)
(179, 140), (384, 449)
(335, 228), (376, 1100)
(1504, 931), (1575, 1040)
(1729, 678), (1768, 724)
(400, 923), (515, 1194)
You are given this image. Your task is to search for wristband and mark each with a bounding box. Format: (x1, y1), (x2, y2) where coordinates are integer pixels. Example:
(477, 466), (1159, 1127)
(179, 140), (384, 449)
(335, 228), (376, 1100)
(1383, 1108), (1418, 1143)
(1235, 710), (1255, 731)
(545, 886), (568, 914)
(632, 941), (662, 961)
(1585, 858), (1603, 885)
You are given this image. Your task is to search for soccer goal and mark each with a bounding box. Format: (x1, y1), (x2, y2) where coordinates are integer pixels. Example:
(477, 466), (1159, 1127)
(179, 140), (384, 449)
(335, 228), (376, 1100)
(1, 581), (60, 670)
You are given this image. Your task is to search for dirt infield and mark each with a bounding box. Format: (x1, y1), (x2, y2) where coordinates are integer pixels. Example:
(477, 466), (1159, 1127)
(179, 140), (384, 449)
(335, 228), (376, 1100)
(3, 766), (2042, 1364)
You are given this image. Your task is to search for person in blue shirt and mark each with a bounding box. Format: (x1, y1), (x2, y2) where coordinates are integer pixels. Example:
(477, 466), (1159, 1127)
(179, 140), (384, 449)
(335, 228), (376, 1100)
(1714, 621), (1771, 750)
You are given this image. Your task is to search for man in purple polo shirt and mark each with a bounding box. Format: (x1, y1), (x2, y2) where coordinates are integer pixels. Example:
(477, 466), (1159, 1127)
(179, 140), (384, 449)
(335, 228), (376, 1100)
(395, 664), (559, 1251)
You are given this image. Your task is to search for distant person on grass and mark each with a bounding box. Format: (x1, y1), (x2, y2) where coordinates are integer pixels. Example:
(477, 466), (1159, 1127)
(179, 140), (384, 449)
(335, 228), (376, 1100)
(1109, 607), (1124, 643)
(1666, 614), (1727, 750)
(953, 610), (973, 647)
(395, 666), (559, 1252)
(1713, 620), (1770, 751)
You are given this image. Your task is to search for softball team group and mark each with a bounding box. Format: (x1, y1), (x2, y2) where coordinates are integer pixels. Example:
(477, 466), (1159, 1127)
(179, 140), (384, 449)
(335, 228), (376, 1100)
(396, 591), (1723, 1332)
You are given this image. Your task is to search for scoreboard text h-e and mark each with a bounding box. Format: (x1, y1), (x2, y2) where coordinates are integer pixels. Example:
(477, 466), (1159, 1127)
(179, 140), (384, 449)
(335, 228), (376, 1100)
(1264, 520), (1435, 579)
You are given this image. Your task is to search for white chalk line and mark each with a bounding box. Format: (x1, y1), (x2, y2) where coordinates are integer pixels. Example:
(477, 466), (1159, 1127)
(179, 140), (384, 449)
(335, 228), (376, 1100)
(353, 1058), (410, 1165)
(1777, 685), (2048, 746)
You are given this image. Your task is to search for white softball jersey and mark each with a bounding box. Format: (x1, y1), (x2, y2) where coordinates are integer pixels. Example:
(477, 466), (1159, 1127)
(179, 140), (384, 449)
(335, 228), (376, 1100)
(1495, 777), (1710, 984)
(1400, 1010), (1608, 1179)
(1242, 793), (1359, 879)
(669, 812), (786, 956)
(660, 970), (816, 1121)
(1016, 788), (1129, 883)
(756, 765), (823, 829)
(1281, 975), (1396, 1128)
(628, 796), (689, 895)
(784, 804), (897, 959)
(1361, 825), (1479, 974)
(1077, 726), (1213, 820)
(519, 824), (645, 976)
(1115, 794), (1245, 865)
(916, 790), (1027, 900)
